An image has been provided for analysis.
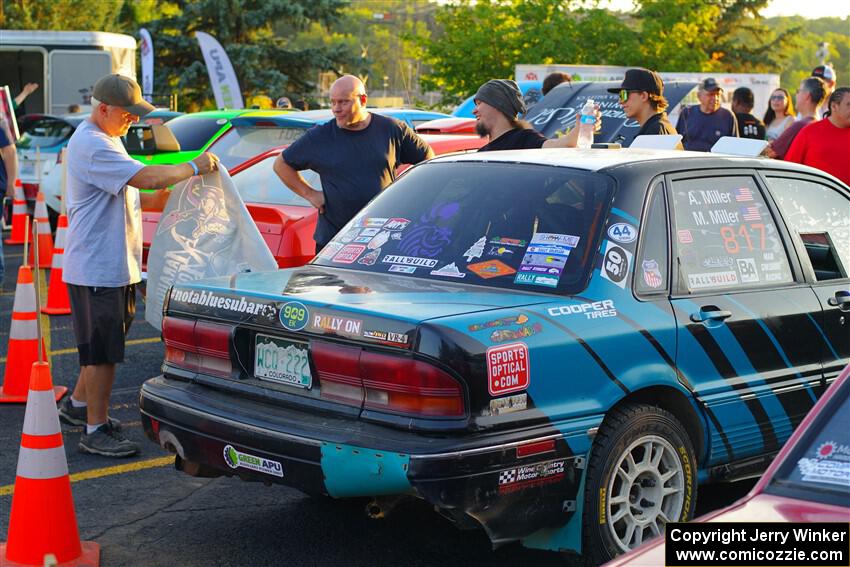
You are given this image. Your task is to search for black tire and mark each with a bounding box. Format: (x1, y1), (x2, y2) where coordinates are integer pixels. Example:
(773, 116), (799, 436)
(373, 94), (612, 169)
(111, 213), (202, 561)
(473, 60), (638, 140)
(582, 403), (697, 564)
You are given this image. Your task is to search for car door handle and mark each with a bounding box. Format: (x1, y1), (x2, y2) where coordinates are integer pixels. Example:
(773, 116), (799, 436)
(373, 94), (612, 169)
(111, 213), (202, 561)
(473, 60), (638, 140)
(827, 292), (850, 311)
(690, 309), (733, 323)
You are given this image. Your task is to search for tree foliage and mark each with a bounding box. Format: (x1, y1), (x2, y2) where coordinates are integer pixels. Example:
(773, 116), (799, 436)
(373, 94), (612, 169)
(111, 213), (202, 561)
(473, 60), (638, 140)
(1, 0), (126, 30)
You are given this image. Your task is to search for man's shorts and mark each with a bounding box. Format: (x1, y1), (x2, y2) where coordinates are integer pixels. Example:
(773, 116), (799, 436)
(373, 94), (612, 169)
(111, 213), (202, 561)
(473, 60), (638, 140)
(67, 284), (136, 366)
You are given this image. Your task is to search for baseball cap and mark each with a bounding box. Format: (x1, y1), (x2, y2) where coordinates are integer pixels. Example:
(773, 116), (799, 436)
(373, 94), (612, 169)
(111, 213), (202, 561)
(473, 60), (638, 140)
(607, 68), (663, 95)
(699, 78), (723, 93)
(92, 74), (155, 117)
(812, 65), (836, 83)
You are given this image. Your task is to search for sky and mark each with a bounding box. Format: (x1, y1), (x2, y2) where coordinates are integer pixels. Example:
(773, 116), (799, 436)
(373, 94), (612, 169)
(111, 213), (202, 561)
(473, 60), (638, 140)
(597, 0), (850, 18)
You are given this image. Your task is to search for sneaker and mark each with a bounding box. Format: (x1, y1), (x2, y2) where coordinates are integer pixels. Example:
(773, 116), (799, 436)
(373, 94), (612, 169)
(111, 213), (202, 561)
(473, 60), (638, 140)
(58, 397), (122, 431)
(79, 424), (140, 457)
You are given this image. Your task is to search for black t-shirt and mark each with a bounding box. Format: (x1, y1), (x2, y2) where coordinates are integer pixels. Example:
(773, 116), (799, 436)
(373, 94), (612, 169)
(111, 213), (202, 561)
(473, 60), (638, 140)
(0, 127), (9, 193)
(636, 112), (678, 137)
(735, 112), (767, 140)
(478, 128), (547, 152)
(282, 113), (432, 246)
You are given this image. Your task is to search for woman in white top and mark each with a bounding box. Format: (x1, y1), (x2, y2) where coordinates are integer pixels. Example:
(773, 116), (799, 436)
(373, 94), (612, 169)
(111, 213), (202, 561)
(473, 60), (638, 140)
(763, 88), (795, 142)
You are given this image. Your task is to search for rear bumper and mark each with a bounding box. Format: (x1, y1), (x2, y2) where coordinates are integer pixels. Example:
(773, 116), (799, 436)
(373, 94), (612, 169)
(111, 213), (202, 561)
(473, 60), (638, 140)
(140, 375), (585, 544)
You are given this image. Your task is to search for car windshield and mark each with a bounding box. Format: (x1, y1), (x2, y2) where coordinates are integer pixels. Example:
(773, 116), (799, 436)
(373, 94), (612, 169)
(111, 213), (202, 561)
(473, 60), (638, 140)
(15, 117), (74, 149)
(312, 161), (614, 294)
(165, 115), (227, 151)
(233, 155), (317, 207)
(765, 380), (850, 508)
(211, 125), (309, 170)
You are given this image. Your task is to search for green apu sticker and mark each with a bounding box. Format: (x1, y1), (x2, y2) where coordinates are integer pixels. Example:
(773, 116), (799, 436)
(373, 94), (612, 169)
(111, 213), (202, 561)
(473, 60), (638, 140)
(279, 301), (309, 331)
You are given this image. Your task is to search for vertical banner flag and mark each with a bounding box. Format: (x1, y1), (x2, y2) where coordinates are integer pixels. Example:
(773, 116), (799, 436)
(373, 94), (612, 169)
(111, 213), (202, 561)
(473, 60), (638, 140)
(145, 167), (277, 330)
(195, 31), (244, 109)
(139, 28), (154, 103)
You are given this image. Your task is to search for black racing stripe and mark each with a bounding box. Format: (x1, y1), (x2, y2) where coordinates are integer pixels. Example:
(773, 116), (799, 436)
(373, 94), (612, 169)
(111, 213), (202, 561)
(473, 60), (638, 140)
(686, 323), (780, 452)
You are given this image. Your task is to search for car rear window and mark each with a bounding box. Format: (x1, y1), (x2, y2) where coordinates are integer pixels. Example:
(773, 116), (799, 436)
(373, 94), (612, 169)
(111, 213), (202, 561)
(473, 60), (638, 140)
(165, 115), (227, 151)
(233, 155), (317, 207)
(312, 161), (614, 294)
(16, 117), (74, 149)
(211, 125), (309, 170)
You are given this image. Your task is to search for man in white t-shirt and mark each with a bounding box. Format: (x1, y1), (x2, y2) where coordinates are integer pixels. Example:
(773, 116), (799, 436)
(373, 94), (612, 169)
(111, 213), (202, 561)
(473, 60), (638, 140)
(58, 74), (218, 457)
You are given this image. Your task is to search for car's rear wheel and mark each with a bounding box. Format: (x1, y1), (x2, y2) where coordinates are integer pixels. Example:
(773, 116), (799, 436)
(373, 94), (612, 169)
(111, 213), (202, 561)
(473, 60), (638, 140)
(582, 403), (697, 564)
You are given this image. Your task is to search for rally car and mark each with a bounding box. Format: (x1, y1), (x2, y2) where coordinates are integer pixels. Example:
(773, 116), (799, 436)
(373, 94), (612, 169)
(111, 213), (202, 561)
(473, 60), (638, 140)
(140, 147), (849, 563)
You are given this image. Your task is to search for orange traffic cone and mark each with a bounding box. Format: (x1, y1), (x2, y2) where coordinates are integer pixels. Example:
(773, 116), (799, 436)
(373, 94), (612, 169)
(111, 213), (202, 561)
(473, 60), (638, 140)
(4, 180), (28, 245)
(42, 215), (71, 316)
(0, 266), (64, 403)
(0, 362), (100, 566)
(27, 193), (53, 268)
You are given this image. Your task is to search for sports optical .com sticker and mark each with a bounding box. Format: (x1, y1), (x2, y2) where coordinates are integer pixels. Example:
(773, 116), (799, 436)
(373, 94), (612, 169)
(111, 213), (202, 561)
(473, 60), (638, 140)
(223, 445), (283, 478)
(486, 342), (530, 396)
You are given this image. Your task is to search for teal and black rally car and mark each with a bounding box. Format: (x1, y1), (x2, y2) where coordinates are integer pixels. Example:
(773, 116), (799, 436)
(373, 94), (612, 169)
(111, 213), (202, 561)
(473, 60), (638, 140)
(140, 146), (849, 563)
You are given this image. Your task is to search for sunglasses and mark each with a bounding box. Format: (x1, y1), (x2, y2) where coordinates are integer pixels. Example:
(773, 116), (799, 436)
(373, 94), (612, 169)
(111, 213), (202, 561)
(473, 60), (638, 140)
(618, 89), (641, 102)
(770, 95), (787, 101)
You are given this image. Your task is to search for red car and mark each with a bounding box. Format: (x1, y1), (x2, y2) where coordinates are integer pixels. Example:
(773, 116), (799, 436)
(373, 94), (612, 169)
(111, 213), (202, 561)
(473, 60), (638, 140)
(604, 364), (850, 566)
(141, 133), (486, 269)
(415, 116), (477, 135)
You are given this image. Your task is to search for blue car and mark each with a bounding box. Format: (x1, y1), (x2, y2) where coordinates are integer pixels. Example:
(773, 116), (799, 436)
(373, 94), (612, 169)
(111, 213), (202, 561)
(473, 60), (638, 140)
(140, 147), (850, 562)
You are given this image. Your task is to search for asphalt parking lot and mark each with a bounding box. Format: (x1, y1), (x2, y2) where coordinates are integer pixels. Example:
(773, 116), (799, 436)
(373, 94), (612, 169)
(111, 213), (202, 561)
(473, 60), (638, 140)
(0, 243), (755, 566)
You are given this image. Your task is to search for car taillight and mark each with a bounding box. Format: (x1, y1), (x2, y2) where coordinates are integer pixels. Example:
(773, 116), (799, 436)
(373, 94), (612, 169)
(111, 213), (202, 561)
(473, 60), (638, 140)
(163, 316), (233, 377)
(311, 342), (465, 417)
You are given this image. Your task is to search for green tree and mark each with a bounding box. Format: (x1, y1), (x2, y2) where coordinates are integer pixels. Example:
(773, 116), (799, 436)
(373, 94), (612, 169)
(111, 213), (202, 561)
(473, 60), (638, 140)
(1, 0), (125, 31)
(142, 0), (349, 110)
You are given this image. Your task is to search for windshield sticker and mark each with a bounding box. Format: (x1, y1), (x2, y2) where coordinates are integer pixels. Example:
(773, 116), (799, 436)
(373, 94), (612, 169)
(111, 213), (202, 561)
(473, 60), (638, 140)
(352, 236), (372, 243)
(548, 300), (617, 319)
(736, 257), (759, 283)
(486, 245), (515, 257)
(280, 301), (309, 331)
(310, 313), (363, 337)
(382, 255), (438, 268)
(363, 329), (409, 345)
(383, 218), (410, 231)
(600, 241), (631, 289)
(607, 223), (637, 244)
(357, 248), (381, 266)
(398, 202), (460, 258)
(468, 260), (516, 279)
(430, 262), (466, 278)
(388, 265), (416, 274)
(359, 228), (381, 237)
(332, 244), (366, 264)
(678, 229), (693, 244)
(796, 458), (850, 488)
(338, 228), (361, 243)
(317, 242), (343, 260)
(702, 255), (734, 269)
(368, 231), (391, 249)
(514, 273), (559, 288)
(498, 460), (565, 494)
(469, 314), (529, 332)
(463, 236), (487, 262)
(491, 323), (542, 343)
(489, 237), (528, 247)
(224, 445), (283, 478)
(642, 260), (664, 289)
(688, 271), (739, 289)
(530, 232), (580, 247)
(489, 393), (527, 415)
(391, 232), (402, 240)
(487, 342), (530, 396)
(520, 253), (567, 275)
(355, 217), (388, 228)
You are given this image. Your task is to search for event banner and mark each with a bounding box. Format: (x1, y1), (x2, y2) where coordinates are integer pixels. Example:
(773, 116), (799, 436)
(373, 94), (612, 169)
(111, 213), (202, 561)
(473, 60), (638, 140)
(665, 522), (849, 567)
(139, 28), (154, 103)
(195, 31), (244, 110)
(145, 166), (277, 330)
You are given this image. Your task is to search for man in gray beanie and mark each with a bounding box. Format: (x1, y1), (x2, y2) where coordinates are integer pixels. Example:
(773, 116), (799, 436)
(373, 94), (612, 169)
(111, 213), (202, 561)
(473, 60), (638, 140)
(474, 79), (595, 151)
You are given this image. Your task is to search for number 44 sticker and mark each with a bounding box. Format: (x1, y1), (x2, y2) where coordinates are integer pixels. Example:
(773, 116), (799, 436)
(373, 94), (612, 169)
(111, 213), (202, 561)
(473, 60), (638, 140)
(607, 223), (637, 244)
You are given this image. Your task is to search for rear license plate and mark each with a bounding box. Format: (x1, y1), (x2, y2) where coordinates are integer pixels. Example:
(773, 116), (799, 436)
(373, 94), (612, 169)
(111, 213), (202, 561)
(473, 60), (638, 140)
(254, 334), (312, 389)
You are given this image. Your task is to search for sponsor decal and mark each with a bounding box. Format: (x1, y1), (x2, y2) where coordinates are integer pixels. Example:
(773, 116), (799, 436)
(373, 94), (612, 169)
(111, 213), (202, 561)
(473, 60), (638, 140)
(361, 329), (409, 345)
(383, 217), (411, 231)
(170, 289), (276, 318)
(548, 299), (617, 319)
(388, 331), (409, 345)
(489, 237), (527, 247)
(398, 202), (460, 258)
(382, 255), (438, 268)
(279, 301), (309, 331)
(530, 232), (580, 247)
(333, 244), (366, 264)
(317, 242), (343, 260)
(514, 273), (559, 288)
(497, 459), (565, 494)
(368, 231), (390, 249)
(355, 217), (388, 228)
(487, 342), (530, 396)
(491, 323), (542, 343)
(642, 259), (663, 289)
(702, 255), (734, 269)
(357, 248), (381, 266)
(736, 257), (759, 283)
(520, 253), (567, 273)
(677, 229), (693, 244)
(338, 228), (361, 243)
(797, 442), (850, 487)
(468, 259), (516, 279)
(388, 265), (416, 274)
(469, 314), (529, 332)
(489, 393), (527, 415)
(363, 329), (388, 341)
(352, 236), (372, 244)
(359, 228), (380, 237)
(430, 262), (466, 278)
(760, 261), (783, 272)
(601, 241), (632, 289)
(763, 251), (775, 261)
(223, 444), (283, 478)
(391, 232), (402, 240)
(310, 313), (363, 337)
(463, 236), (487, 262)
(607, 222), (637, 244)
(687, 270), (739, 289)
(486, 245), (514, 257)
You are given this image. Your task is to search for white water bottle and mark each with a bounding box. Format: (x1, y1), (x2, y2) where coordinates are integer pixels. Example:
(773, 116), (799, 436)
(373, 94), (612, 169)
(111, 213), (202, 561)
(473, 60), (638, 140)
(577, 99), (596, 149)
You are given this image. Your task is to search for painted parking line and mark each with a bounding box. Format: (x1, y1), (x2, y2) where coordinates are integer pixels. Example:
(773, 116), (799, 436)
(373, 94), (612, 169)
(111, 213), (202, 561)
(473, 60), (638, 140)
(0, 456), (174, 497)
(0, 337), (161, 364)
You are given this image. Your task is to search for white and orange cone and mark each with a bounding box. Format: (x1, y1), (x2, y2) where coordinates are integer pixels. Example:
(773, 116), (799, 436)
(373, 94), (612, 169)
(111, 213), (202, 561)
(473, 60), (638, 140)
(0, 266), (64, 403)
(41, 215), (71, 316)
(27, 193), (53, 269)
(0, 362), (100, 566)
(5, 180), (28, 245)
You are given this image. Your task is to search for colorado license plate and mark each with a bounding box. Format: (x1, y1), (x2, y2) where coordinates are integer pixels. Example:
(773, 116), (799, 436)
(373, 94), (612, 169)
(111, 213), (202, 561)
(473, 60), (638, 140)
(253, 334), (312, 389)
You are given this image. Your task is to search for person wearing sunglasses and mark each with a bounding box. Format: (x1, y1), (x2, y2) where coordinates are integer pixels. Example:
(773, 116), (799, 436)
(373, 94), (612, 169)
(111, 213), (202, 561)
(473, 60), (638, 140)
(766, 76), (826, 160)
(676, 77), (739, 151)
(763, 88), (795, 142)
(607, 68), (678, 142)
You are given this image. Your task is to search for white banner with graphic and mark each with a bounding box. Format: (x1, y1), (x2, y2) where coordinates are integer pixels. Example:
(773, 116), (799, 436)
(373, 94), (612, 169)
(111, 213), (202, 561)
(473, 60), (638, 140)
(145, 167), (277, 330)
(195, 31), (244, 109)
(139, 28), (154, 103)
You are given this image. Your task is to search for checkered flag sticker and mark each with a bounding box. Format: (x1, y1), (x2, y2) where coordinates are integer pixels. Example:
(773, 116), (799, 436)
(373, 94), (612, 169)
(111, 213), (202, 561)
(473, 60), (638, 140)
(498, 469), (517, 485)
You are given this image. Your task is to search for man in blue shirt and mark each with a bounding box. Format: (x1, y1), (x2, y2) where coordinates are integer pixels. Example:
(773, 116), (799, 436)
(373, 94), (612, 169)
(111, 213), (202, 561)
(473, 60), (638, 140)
(676, 78), (739, 151)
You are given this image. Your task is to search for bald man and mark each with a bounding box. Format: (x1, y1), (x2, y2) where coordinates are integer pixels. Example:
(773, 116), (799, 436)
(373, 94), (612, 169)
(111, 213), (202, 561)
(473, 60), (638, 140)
(274, 75), (434, 252)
